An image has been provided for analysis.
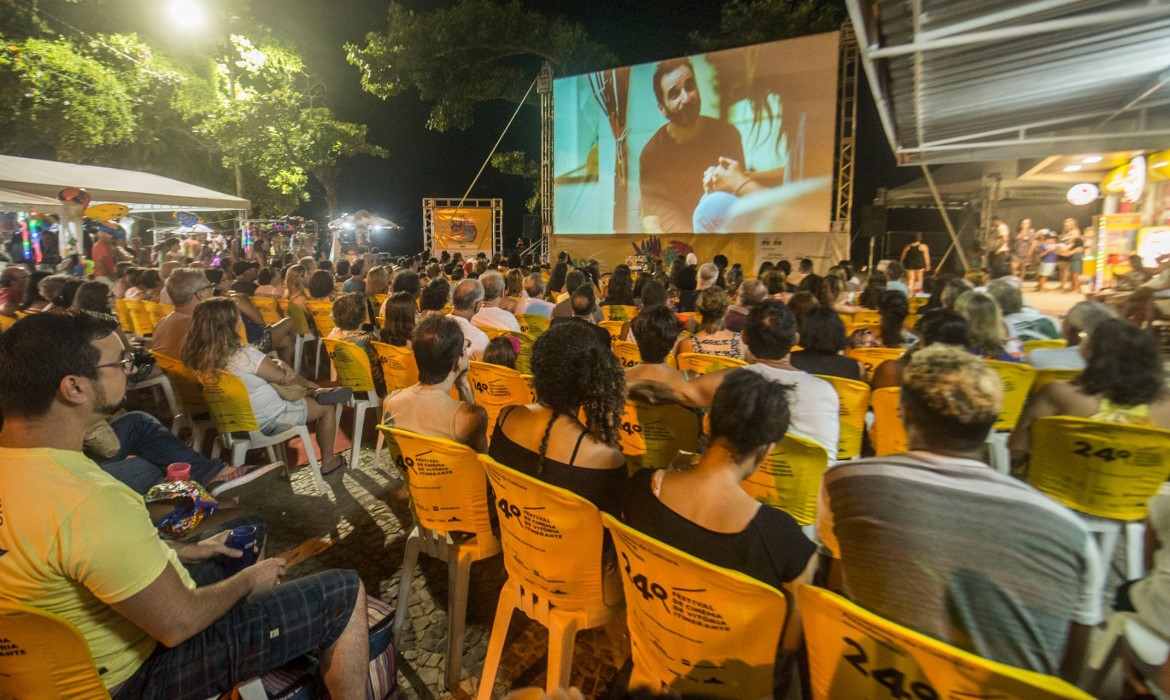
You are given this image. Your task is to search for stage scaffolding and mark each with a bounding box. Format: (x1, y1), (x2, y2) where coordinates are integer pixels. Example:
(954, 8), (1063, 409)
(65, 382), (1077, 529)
(834, 22), (859, 237)
(538, 62), (554, 263)
(422, 198), (503, 257)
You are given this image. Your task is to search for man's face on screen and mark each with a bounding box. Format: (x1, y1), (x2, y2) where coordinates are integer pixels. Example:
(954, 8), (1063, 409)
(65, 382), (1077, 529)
(658, 65), (701, 127)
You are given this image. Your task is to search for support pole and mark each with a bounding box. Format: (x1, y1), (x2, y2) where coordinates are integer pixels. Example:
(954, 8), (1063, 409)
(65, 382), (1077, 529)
(538, 62), (554, 263)
(921, 165), (969, 272)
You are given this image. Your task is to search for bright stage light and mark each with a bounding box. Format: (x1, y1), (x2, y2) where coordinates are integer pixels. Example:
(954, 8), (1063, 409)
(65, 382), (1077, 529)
(1063, 164), (1082, 172)
(171, 0), (204, 28)
(1082, 155), (1103, 164)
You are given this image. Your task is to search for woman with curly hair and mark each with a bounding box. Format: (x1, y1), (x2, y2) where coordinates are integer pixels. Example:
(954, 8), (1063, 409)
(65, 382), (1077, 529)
(181, 297), (349, 474)
(672, 287), (742, 359)
(1010, 319), (1170, 462)
(379, 291), (417, 348)
(488, 320), (626, 516)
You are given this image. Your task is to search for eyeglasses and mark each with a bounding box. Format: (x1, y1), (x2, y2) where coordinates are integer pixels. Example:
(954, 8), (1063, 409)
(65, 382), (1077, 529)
(92, 351), (136, 374)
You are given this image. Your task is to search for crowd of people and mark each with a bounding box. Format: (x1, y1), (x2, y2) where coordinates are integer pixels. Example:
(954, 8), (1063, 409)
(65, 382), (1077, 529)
(2, 238), (1170, 699)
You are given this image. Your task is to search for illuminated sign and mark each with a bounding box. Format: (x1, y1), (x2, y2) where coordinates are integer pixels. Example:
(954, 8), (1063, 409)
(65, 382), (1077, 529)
(1124, 156), (1147, 203)
(1067, 183), (1100, 206)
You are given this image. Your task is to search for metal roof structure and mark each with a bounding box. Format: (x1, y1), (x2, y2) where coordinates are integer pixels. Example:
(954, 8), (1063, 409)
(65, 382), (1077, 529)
(846, 0), (1170, 164)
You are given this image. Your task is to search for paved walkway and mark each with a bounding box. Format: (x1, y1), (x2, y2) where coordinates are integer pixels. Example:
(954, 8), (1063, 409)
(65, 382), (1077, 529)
(230, 442), (631, 699)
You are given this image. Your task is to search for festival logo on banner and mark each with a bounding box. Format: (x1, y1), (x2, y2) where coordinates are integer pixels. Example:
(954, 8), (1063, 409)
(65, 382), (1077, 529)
(433, 207), (493, 255)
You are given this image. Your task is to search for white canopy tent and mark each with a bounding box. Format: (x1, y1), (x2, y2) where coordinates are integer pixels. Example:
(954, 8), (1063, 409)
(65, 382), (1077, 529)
(0, 155), (250, 256)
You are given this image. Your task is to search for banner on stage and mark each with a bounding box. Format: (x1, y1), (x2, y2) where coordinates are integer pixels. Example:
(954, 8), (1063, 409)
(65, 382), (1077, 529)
(551, 232), (847, 274)
(553, 31), (839, 235)
(432, 207), (492, 256)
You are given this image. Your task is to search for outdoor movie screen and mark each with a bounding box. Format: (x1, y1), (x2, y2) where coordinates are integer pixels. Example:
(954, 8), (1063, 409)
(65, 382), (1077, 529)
(553, 31), (840, 236)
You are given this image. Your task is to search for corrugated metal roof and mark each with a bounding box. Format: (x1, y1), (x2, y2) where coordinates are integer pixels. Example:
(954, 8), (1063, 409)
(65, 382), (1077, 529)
(847, 0), (1170, 163)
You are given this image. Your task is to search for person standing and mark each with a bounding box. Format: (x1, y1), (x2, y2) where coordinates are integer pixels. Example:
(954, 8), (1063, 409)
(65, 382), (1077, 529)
(900, 233), (930, 294)
(1035, 232), (1059, 292)
(1011, 218), (1037, 280)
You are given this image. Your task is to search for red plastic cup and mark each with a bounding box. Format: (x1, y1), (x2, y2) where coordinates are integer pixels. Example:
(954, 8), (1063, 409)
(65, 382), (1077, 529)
(165, 462), (191, 482)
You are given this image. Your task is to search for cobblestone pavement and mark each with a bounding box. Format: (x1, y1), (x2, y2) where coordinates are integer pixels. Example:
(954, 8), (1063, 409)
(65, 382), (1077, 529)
(225, 436), (632, 699)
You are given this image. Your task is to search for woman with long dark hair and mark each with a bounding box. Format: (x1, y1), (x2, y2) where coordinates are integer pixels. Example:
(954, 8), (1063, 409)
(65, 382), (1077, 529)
(849, 290), (917, 349)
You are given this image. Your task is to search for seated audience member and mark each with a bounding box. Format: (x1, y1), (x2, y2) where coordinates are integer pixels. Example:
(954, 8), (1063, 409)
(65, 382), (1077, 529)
(489, 321), (626, 516)
(856, 272), (886, 309)
(382, 315), (487, 451)
(790, 306), (865, 381)
(499, 269), (523, 313)
(516, 273), (554, 317)
(482, 335), (519, 370)
(1114, 483), (1170, 692)
(27, 273), (67, 313)
(955, 290), (1023, 362)
(724, 279), (767, 333)
(379, 291), (417, 348)
(112, 261), (135, 299)
(307, 269), (336, 302)
(987, 279), (1060, 341)
(849, 290), (917, 350)
(818, 344), (1099, 679)
(152, 268), (214, 359)
(253, 267), (280, 298)
(0, 311), (371, 698)
(328, 292), (384, 393)
(724, 262), (744, 295)
(826, 274), (863, 314)
(182, 298), (348, 474)
(44, 279), (83, 313)
(938, 277), (974, 310)
(696, 262), (719, 291)
(284, 264), (310, 308)
(364, 265), (390, 300)
(125, 268), (163, 302)
(232, 279), (295, 366)
(450, 278), (490, 359)
(631, 300), (839, 456)
(638, 279), (669, 310)
(1010, 319), (1170, 463)
(788, 258), (813, 287)
(0, 265), (30, 316)
(341, 259), (366, 294)
(622, 367), (815, 588)
(761, 268), (791, 303)
(884, 261), (910, 296)
(671, 287), (742, 359)
(552, 270), (589, 316)
(544, 261), (569, 302)
(418, 277), (450, 318)
(550, 284), (612, 348)
(626, 305), (685, 384)
(870, 309), (968, 390)
(785, 291), (819, 334)
(1027, 301), (1113, 370)
(230, 261), (259, 296)
(471, 271), (521, 330)
(601, 265), (637, 307)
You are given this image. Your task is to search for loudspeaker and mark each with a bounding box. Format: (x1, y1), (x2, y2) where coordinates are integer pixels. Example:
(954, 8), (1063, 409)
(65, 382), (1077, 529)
(522, 214), (541, 241)
(858, 204), (887, 238)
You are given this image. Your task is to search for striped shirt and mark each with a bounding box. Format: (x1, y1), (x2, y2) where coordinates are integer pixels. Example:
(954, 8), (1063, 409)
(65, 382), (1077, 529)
(817, 451), (1100, 675)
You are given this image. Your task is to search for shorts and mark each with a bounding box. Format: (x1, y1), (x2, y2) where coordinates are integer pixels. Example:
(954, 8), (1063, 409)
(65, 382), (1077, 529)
(261, 398), (308, 436)
(1069, 255), (1084, 275)
(112, 569), (361, 700)
(1039, 262), (1056, 277)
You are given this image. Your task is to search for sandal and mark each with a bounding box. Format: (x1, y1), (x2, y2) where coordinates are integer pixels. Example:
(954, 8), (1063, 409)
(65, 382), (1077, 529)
(321, 453), (347, 476)
(314, 387), (353, 405)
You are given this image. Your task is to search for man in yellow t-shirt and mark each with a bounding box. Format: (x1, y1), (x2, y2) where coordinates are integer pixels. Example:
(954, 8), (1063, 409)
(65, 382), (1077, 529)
(0, 312), (371, 699)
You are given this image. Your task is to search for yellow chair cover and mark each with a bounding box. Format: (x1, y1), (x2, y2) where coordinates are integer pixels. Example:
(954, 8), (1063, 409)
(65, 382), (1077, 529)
(371, 341), (419, 392)
(0, 601), (110, 699)
(467, 362), (536, 442)
(741, 433), (830, 526)
(0, 314), (15, 332)
(152, 352), (210, 415)
(845, 347), (905, 382)
(870, 387), (908, 456)
(599, 320), (626, 344)
(474, 324), (509, 340)
(602, 304), (639, 322)
(305, 300), (336, 336)
(195, 369), (261, 433)
(286, 301), (313, 335)
(1023, 338), (1068, 353)
(251, 296), (284, 325)
(612, 339), (643, 369)
(505, 330), (538, 375)
(143, 301), (172, 328)
(799, 585), (1093, 700)
(815, 374), (871, 459)
(321, 338), (376, 393)
(675, 352), (749, 376)
(603, 515), (788, 699)
(125, 299), (154, 337)
(518, 313), (550, 335)
(1028, 416), (1170, 521)
(619, 400), (702, 474)
(986, 360), (1036, 431)
(113, 298), (135, 334)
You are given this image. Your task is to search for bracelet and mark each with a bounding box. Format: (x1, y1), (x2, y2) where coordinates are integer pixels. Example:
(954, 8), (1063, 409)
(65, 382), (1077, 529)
(733, 180), (750, 196)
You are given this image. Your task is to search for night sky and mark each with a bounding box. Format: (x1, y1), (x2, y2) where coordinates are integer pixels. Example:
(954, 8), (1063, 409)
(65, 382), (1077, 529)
(56, 0), (919, 256)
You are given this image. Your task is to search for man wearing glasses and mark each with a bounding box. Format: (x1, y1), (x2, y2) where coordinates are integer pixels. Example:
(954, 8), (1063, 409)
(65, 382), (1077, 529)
(0, 312), (372, 699)
(151, 268), (215, 359)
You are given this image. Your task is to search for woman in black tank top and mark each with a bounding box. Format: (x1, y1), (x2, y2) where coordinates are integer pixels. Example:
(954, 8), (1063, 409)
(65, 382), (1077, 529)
(900, 232), (931, 294)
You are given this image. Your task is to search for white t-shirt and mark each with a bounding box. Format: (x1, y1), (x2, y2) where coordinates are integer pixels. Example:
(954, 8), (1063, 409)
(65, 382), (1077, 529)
(741, 363), (840, 456)
(225, 345), (286, 428)
(451, 314), (488, 360)
(515, 297), (555, 318)
(1027, 346), (1085, 370)
(472, 305), (520, 331)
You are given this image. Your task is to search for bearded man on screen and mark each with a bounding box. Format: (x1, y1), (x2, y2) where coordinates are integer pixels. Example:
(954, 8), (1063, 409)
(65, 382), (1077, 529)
(639, 58), (761, 234)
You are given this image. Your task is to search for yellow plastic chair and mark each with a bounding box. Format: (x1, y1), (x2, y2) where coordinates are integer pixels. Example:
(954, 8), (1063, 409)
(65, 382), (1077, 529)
(143, 301), (173, 328)
(985, 360), (1036, 474)
(870, 387), (909, 456)
(0, 600), (110, 699)
(371, 342), (421, 465)
(611, 339), (643, 369)
(0, 314), (15, 332)
(151, 353), (214, 448)
(909, 295), (930, 313)
(467, 362), (535, 444)
(851, 309), (882, 326)
(845, 347), (905, 382)
(618, 400), (702, 475)
(1027, 417), (1170, 590)
(1032, 368), (1081, 395)
(505, 330), (539, 375)
(602, 304), (638, 323)
(474, 324), (510, 340)
(284, 302), (317, 377)
(378, 428), (501, 691)
(602, 515), (789, 699)
(124, 298), (154, 338)
(815, 374), (871, 460)
(741, 433), (831, 527)
(197, 369), (326, 495)
(478, 457), (624, 699)
(598, 320), (626, 344)
(305, 300), (337, 377)
(799, 585), (1093, 700)
(113, 298), (135, 334)
(321, 339), (379, 468)
(675, 352), (749, 376)
(251, 296), (284, 326)
(1023, 338), (1068, 353)
(372, 293), (389, 310)
(518, 313), (550, 335)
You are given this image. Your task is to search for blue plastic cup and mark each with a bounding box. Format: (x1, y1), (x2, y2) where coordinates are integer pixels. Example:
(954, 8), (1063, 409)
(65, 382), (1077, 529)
(221, 525), (259, 575)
